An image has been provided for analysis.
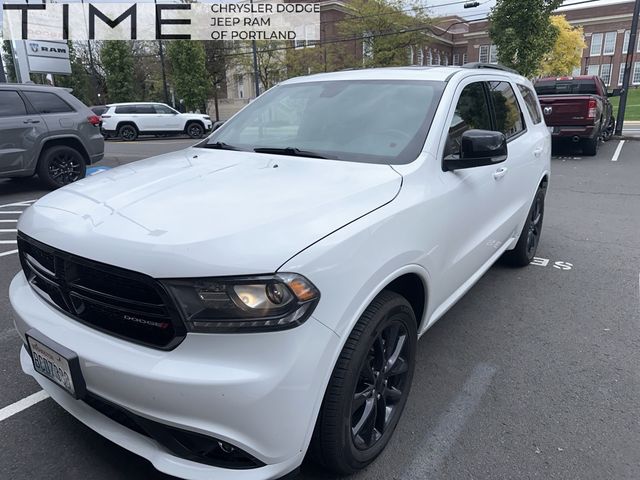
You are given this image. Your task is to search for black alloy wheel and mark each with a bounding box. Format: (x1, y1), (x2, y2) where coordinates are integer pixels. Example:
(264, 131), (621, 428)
(187, 123), (204, 139)
(311, 290), (417, 475)
(37, 145), (87, 189)
(525, 192), (544, 259)
(118, 124), (138, 141)
(502, 186), (546, 267)
(351, 320), (411, 450)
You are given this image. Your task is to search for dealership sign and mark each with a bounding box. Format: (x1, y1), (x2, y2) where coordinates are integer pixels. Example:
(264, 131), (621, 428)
(2, 2), (320, 41)
(26, 40), (72, 75)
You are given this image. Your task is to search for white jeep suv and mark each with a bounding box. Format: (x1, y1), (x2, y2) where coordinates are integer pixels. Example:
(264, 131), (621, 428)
(101, 102), (213, 140)
(11, 65), (550, 480)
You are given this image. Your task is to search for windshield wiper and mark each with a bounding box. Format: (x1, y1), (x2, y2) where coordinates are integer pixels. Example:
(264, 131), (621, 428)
(202, 141), (242, 151)
(253, 147), (330, 159)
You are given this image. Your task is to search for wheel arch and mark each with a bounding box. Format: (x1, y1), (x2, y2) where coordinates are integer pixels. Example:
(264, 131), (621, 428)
(184, 119), (205, 131)
(116, 121), (139, 133)
(37, 136), (90, 167)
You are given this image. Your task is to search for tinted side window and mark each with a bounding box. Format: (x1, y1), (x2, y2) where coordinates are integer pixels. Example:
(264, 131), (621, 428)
(154, 104), (175, 114)
(488, 82), (525, 138)
(445, 82), (492, 158)
(23, 91), (73, 114)
(517, 84), (542, 124)
(0, 91), (27, 117)
(136, 105), (156, 114)
(115, 106), (135, 114)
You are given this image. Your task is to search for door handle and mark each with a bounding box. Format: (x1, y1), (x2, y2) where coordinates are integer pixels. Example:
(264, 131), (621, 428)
(533, 147), (544, 157)
(23, 119), (40, 124)
(493, 167), (508, 180)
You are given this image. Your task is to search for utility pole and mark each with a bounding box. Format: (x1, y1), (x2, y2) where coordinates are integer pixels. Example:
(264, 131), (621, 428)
(158, 40), (170, 104)
(250, 0), (260, 97)
(0, 53), (6, 83)
(616, 0), (640, 135)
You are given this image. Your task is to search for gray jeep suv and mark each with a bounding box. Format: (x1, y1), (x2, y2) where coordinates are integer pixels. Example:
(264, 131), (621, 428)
(0, 84), (104, 189)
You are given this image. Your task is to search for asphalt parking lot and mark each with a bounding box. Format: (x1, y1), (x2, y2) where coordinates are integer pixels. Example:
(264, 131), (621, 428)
(0, 138), (639, 480)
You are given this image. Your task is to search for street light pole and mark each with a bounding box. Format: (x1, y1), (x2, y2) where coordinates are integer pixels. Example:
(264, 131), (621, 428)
(616, 0), (640, 136)
(250, 0), (260, 97)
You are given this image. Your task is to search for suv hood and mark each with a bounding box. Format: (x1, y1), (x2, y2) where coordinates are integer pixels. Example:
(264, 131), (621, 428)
(18, 149), (402, 277)
(182, 113), (210, 120)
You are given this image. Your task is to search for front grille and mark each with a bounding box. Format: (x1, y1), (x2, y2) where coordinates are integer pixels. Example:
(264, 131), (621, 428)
(17, 233), (186, 349)
(83, 392), (265, 469)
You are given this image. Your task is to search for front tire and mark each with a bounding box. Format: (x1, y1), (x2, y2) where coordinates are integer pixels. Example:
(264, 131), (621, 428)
(311, 290), (417, 475)
(186, 122), (204, 139)
(36, 145), (86, 189)
(502, 186), (546, 267)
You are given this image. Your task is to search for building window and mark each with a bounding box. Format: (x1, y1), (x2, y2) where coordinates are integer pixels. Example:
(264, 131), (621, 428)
(426, 50), (432, 66)
(489, 44), (498, 64)
(453, 53), (459, 66)
(479, 45), (489, 63)
(619, 63), (626, 85)
(623, 30), (630, 54)
(572, 66), (581, 76)
(633, 62), (640, 84)
(433, 51), (441, 65)
(587, 64), (600, 76)
(603, 32), (616, 55)
(590, 33), (603, 56)
(600, 63), (612, 85)
(417, 48), (424, 66)
(462, 53), (468, 64)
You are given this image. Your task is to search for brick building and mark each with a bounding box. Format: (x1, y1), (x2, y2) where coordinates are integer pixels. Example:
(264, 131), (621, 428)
(417, 0), (639, 88)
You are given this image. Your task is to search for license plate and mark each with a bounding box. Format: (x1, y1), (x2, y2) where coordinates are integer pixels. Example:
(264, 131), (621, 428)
(26, 330), (86, 399)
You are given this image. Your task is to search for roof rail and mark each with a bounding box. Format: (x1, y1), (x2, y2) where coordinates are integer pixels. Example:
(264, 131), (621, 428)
(462, 62), (519, 75)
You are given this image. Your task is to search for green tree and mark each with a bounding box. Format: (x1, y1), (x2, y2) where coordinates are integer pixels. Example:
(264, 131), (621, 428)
(167, 40), (210, 112)
(54, 42), (92, 105)
(337, 0), (432, 68)
(101, 41), (134, 103)
(489, 0), (563, 77)
(539, 15), (586, 77)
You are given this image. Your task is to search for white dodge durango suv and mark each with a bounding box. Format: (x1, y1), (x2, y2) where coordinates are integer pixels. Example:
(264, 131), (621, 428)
(101, 102), (213, 140)
(11, 65), (550, 480)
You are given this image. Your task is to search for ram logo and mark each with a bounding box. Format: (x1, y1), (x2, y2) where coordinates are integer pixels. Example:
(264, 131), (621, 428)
(543, 106), (553, 116)
(29, 43), (39, 53)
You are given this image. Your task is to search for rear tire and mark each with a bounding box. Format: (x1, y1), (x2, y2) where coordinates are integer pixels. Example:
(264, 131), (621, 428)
(502, 186), (546, 267)
(311, 290), (417, 475)
(36, 145), (86, 189)
(582, 136), (599, 156)
(602, 116), (615, 142)
(118, 124), (138, 141)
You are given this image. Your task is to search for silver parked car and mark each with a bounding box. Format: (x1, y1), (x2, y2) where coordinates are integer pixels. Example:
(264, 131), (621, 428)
(0, 84), (104, 189)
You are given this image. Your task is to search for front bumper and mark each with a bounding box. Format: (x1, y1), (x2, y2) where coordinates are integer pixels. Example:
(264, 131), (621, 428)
(11, 272), (340, 480)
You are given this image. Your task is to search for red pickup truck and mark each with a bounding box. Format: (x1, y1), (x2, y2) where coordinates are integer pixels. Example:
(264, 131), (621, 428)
(534, 75), (620, 155)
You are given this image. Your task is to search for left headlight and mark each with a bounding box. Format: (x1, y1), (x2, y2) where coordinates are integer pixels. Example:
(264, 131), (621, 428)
(162, 273), (320, 333)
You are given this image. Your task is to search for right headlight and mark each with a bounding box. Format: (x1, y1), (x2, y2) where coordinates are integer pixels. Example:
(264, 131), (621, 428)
(162, 273), (320, 333)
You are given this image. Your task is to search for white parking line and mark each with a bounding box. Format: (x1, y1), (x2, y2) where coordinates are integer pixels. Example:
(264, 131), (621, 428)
(0, 211), (24, 215)
(0, 229), (17, 233)
(402, 364), (496, 479)
(0, 250), (18, 257)
(611, 140), (625, 162)
(0, 390), (49, 422)
(0, 240), (17, 245)
(0, 220), (17, 223)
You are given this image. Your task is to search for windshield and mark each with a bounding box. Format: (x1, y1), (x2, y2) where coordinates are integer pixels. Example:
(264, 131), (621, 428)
(201, 80), (445, 164)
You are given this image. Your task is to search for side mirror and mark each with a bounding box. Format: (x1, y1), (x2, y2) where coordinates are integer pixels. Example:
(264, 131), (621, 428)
(211, 121), (225, 132)
(608, 88), (623, 97)
(443, 130), (508, 171)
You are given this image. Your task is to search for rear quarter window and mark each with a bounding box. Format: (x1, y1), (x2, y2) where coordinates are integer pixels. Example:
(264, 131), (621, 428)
(23, 91), (74, 114)
(517, 85), (542, 124)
